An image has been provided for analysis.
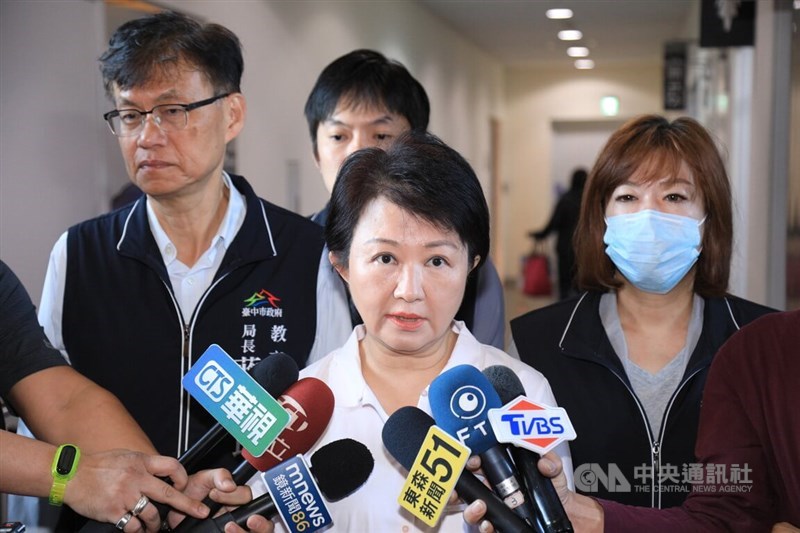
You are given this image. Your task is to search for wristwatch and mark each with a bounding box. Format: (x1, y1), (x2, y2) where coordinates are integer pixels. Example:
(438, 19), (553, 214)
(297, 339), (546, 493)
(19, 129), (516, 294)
(49, 444), (80, 506)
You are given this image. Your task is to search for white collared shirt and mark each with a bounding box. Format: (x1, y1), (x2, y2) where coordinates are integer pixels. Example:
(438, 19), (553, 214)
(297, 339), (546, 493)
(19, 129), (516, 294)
(37, 173), (351, 364)
(146, 172), (245, 321)
(260, 321), (573, 532)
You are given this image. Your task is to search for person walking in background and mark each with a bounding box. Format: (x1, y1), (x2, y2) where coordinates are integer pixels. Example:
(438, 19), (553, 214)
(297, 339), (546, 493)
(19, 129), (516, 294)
(530, 167), (587, 300)
(303, 49), (507, 350)
(510, 115), (775, 509)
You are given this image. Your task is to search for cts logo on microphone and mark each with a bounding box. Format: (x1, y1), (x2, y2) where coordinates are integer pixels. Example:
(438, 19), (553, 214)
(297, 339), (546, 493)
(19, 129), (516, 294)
(450, 385), (486, 420)
(183, 344), (290, 458)
(194, 361), (234, 402)
(487, 396), (577, 454)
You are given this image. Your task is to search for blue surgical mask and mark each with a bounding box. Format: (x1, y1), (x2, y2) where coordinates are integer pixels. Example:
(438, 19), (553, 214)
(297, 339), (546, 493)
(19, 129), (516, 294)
(603, 209), (705, 294)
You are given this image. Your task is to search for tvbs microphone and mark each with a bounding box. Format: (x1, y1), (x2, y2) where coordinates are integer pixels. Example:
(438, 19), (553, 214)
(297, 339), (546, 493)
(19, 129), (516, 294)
(180, 352), (300, 473)
(382, 406), (534, 533)
(186, 438), (374, 532)
(483, 366), (573, 533)
(430, 364), (539, 527)
(173, 377), (335, 532)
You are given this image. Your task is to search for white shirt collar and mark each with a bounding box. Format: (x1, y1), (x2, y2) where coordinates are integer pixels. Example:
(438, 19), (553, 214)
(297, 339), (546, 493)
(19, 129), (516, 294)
(146, 171), (246, 265)
(327, 320), (485, 409)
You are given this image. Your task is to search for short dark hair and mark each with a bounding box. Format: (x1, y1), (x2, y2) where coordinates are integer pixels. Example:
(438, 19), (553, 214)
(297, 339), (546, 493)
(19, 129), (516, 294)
(99, 11), (243, 98)
(304, 49), (430, 156)
(574, 114), (733, 297)
(325, 131), (489, 272)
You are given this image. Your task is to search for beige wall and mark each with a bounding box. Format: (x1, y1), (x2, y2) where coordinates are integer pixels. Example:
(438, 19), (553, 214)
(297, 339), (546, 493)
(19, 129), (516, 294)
(0, 0), (505, 302)
(500, 64), (663, 282)
(160, 0), (505, 220)
(1, 0), (787, 309)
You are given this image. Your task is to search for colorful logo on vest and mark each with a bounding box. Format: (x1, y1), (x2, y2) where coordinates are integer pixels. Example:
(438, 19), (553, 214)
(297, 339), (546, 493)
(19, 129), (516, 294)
(244, 289), (282, 308)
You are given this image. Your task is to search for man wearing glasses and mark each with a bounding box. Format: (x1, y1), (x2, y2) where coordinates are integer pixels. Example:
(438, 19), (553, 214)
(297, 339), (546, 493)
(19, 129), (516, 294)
(26, 12), (350, 527)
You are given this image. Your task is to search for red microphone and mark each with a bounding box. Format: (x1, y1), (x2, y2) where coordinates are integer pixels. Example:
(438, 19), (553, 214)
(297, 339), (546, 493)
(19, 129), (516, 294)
(173, 377), (334, 532)
(240, 377), (334, 472)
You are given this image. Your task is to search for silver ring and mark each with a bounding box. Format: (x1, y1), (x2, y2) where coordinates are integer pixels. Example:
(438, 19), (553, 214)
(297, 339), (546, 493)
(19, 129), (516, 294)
(131, 495), (149, 516)
(115, 511), (133, 530)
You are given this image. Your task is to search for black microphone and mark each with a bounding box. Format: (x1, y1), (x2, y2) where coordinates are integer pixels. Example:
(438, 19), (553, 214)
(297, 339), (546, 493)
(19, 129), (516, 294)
(382, 406), (535, 533)
(429, 364), (539, 527)
(179, 352), (300, 473)
(77, 353), (299, 533)
(483, 366), (573, 533)
(185, 438), (374, 532)
(173, 377), (334, 532)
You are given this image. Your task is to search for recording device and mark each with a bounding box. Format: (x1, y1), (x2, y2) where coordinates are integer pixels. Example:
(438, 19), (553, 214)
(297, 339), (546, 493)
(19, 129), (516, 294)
(180, 352), (300, 473)
(186, 438), (374, 532)
(77, 353), (300, 533)
(483, 365), (573, 533)
(429, 364), (539, 526)
(173, 377), (334, 532)
(382, 406), (535, 533)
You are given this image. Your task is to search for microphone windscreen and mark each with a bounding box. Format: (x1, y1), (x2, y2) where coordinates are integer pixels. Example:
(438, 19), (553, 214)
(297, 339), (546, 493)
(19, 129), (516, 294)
(309, 438), (374, 501)
(241, 377), (334, 471)
(381, 406), (435, 469)
(482, 365), (526, 403)
(428, 364), (502, 454)
(252, 352), (299, 397)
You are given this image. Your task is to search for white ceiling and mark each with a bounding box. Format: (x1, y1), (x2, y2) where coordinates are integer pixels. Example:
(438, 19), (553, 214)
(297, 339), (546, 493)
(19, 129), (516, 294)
(416, 0), (698, 68)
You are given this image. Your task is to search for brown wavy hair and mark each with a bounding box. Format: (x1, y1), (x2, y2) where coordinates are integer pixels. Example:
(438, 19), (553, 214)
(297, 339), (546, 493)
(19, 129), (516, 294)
(574, 115), (732, 297)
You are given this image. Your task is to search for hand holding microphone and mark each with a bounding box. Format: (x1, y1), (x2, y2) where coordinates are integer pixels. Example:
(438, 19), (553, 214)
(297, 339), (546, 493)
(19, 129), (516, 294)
(429, 364), (539, 528)
(173, 376), (334, 531)
(382, 406), (535, 533)
(78, 352), (300, 533)
(186, 438), (374, 532)
(482, 365), (573, 533)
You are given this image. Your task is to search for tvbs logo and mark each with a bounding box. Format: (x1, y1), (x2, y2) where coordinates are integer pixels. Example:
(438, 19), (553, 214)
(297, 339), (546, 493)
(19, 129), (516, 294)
(502, 413), (565, 436)
(449, 385), (491, 444)
(488, 397), (576, 455)
(194, 361), (234, 402)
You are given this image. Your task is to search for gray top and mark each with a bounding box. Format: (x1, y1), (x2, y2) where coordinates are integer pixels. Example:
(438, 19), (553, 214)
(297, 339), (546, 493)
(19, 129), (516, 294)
(599, 292), (704, 436)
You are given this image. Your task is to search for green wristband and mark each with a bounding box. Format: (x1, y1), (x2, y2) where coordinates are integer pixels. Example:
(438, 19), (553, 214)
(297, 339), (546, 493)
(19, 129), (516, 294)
(49, 444), (80, 506)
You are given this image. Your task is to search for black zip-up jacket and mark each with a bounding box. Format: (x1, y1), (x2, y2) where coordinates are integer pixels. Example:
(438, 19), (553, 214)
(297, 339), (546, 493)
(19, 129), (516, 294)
(511, 291), (774, 508)
(62, 174), (324, 469)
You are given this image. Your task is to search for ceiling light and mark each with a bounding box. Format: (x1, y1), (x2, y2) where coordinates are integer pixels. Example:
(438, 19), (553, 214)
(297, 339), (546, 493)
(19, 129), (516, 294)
(567, 47), (590, 57)
(558, 30), (583, 41)
(600, 96), (619, 116)
(574, 59), (595, 69)
(546, 8), (573, 19)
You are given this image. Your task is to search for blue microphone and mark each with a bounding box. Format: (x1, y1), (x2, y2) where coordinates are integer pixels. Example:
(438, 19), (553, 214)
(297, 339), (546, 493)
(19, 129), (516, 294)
(430, 364), (538, 527)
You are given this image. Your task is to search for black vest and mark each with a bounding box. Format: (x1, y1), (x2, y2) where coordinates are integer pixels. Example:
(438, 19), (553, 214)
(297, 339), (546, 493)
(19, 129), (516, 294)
(511, 292), (775, 508)
(62, 175), (323, 465)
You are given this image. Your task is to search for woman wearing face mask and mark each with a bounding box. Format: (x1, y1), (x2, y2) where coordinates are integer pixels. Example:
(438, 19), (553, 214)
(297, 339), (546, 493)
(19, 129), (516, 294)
(508, 115), (775, 510)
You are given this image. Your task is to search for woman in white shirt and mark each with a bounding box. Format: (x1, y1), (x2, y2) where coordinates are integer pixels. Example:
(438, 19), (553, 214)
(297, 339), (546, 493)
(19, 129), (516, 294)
(270, 131), (572, 532)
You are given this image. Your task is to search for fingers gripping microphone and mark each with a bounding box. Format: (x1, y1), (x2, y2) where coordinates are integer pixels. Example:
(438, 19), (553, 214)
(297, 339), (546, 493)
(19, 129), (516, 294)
(186, 439), (374, 532)
(382, 407), (534, 533)
(180, 352), (300, 473)
(483, 366), (573, 533)
(173, 377), (334, 532)
(429, 365), (539, 527)
(77, 353), (300, 533)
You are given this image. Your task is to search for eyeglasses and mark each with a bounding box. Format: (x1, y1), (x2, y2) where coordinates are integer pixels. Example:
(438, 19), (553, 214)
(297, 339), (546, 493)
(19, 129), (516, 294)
(102, 93), (231, 137)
